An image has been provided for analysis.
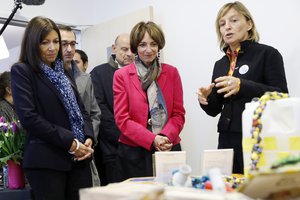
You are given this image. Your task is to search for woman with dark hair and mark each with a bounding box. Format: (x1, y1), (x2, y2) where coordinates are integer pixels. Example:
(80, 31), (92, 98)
(11, 16), (94, 200)
(197, 1), (288, 174)
(0, 71), (17, 122)
(113, 21), (185, 181)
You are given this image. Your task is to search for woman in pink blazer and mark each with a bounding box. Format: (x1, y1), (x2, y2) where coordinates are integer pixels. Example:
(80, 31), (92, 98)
(113, 21), (185, 181)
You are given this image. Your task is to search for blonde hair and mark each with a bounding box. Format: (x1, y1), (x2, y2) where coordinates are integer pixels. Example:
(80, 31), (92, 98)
(215, 1), (260, 50)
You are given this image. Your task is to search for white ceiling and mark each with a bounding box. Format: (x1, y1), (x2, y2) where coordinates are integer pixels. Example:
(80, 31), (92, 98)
(1, 25), (24, 49)
(1, 0), (152, 26)
(0, 0), (152, 50)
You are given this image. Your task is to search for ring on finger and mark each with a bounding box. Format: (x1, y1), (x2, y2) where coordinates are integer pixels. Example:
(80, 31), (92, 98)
(227, 80), (231, 86)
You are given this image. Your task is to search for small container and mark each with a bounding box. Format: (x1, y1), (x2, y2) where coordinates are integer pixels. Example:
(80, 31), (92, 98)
(171, 164), (192, 187)
(208, 168), (226, 192)
(2, 165), (9, 189)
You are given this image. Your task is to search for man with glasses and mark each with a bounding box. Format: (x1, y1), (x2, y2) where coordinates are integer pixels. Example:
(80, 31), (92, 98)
(59, 25), (101, 186)
(90, 33), (134, 185)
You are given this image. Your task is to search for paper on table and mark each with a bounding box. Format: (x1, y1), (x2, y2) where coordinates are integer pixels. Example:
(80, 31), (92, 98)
(201, 149), (233, 175)
(153, 151), (186, 184)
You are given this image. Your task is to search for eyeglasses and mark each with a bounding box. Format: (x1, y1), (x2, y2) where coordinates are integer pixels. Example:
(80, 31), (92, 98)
(61, 41), (78, 48)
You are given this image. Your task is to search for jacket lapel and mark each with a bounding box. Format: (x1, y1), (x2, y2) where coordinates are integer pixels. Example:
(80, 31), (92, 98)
(37, 73), (66, 104)
(157, 64), (167, 90)
(129, 64), (147, 100)
(38, 69), (78, 107)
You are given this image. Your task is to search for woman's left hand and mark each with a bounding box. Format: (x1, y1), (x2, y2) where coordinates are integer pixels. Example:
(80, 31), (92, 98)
(215, 76), (240, 98)
(153, 135), (173, 151)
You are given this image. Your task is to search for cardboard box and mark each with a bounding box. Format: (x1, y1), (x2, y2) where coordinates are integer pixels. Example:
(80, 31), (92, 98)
(239, 170), (300, 199)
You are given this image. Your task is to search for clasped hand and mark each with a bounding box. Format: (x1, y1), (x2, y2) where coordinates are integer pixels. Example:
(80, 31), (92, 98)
(72, 138), (94, 161)
(153, 135), (173, 151)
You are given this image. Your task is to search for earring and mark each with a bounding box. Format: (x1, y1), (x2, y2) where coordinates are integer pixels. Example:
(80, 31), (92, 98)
(157, 51), (161, 62)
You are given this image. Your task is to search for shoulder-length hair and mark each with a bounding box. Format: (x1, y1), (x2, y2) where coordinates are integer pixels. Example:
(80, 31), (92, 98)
(215, 1), (260, 50)
(18, 16), (63, 72)
(130, 21), (165, 54)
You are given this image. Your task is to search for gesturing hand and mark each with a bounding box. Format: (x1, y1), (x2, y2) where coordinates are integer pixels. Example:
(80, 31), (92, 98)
(214, 76), (240, 98)
(197, 83), (215, 105)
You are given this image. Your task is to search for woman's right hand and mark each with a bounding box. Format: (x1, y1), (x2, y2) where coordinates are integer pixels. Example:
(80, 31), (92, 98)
(197, 83), (215, 105)
(69, 139), (94, 161)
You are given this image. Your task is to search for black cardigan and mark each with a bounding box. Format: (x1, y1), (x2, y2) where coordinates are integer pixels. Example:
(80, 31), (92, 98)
(201, 40), (288, 133)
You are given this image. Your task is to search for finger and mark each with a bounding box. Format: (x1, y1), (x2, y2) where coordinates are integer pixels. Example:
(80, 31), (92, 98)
(217, 86), (230, 94)
(164, 146), (173, 151)
(84, 139), (93, 147)
(225, 86), (238, 97)
(77, 152), (92, 161)
(209, 83), (215, 89)
(197, 89), (211, 105)
(155, 146), (162, 151)
(86, 147), (94, 154)
(215, 80), (228, 88)
(224, 89), (235, 98)
(197, 92), (207, 104)
(161, 143), (173, 151)
(162, 137), (170, 143)
(215, 76), (228, 83)
(199, 98), (208, 105)
(160, 143), (173, 149)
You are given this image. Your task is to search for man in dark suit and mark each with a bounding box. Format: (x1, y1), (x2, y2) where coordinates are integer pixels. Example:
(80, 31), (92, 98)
(59, 25), (101, 186)
(91, 33), (134, 185)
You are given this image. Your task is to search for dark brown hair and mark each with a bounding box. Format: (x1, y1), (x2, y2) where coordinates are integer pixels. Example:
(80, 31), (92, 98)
(130, 21), (165, 54)
(19, 16), (63, 72)
(0, 71), (11, 100)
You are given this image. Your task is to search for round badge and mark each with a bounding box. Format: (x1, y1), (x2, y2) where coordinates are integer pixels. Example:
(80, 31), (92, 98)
(239, 64), (249, 75)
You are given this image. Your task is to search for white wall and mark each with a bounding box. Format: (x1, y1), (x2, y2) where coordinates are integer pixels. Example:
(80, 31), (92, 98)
(81, 6), (154, 69)
(81, 0), (300, 175)
(160, 0), (299, 174)
(1, 0), (300, 175)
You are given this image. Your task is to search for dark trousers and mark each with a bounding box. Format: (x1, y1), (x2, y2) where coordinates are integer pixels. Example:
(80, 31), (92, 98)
(96, 160), (119, 186)
(116, 142), (181, 182)
(25, 160), (92, 200)
(218, 131), (244, 174)
(94, 145), (119, 186)
(103, 161), (119, 185)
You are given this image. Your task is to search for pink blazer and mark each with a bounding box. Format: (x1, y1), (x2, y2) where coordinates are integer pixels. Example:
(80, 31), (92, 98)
(113, 62), (185, 150)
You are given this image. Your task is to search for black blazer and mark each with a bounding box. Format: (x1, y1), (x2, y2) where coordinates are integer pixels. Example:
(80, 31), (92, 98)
(11, 63), (94, 171)
(201, 40), (288, 133)
(90, 57), (121, 163)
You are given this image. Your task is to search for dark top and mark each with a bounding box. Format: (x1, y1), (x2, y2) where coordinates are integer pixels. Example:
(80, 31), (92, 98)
(0, 99), (17, 122)
(90, 55), (121, 163)
(11, 63), (94, 171)
(201, 40), (288, 133)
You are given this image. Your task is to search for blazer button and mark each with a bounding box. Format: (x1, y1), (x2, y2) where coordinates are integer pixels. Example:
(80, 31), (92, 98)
(147, 118), (152, 126)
